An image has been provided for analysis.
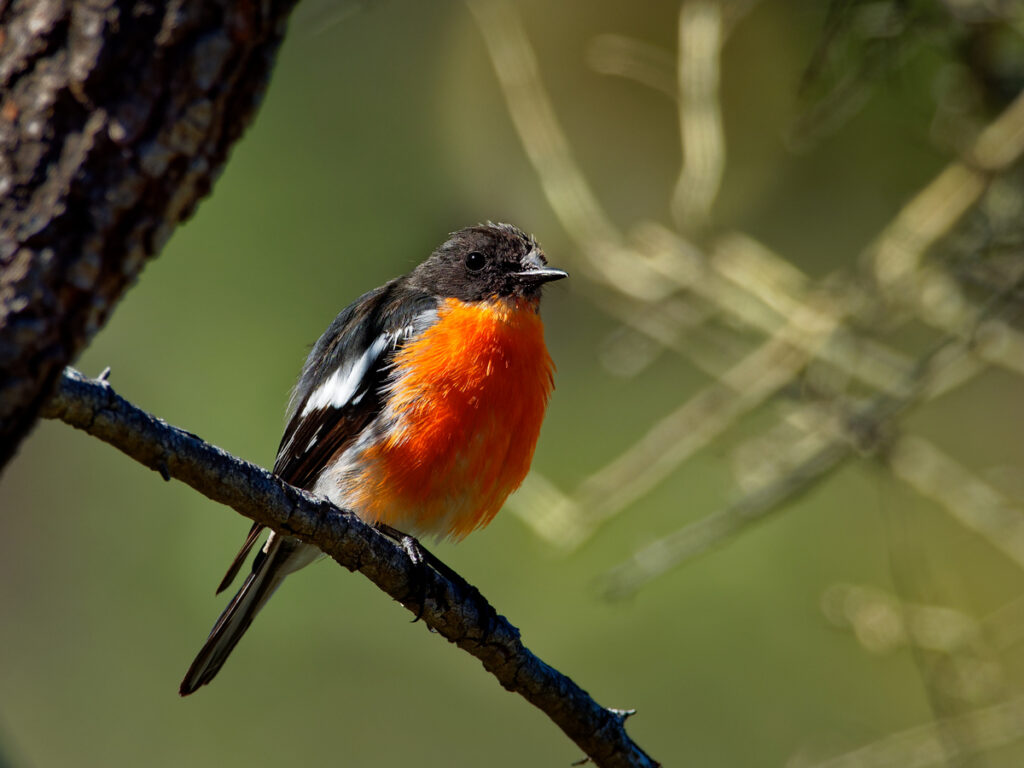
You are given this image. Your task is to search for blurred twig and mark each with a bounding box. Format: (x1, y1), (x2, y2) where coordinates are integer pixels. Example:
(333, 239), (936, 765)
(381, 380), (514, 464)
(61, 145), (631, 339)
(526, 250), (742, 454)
(672, 1), (725, 229)
(822, 583), (983, 656)
(587, 35), (677, 100)
(516, 91), (1024, 552)
(553, 291), (841, 551)
(821, 583), (1009, 706)
(515, 225), (911, 550)
(474, 2), (1024, 764)
(585, 0), (760, 103)
(787, 694), (1024, 768)
(40, 368), (658, 768)
(466, 0), (641, 296)
(889, 436), (1024, 570)
(870, 87), (1024, 307)
(473, 0), (1024, 616)
(601, 292), (1018, 597)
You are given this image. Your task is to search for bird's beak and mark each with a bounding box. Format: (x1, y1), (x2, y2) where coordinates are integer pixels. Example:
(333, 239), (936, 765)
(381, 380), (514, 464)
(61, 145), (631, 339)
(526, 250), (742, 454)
(515, 248), (568, 284)
(514, 266), (569, 284)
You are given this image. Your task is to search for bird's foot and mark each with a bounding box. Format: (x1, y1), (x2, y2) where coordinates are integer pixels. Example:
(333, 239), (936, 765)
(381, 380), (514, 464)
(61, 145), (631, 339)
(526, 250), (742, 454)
(374, 524), (455, 621)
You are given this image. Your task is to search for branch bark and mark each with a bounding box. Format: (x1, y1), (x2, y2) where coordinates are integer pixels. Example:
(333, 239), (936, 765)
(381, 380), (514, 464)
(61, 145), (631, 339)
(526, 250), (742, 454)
(0, 0), (298, 469)
(41, 367), (659, 768)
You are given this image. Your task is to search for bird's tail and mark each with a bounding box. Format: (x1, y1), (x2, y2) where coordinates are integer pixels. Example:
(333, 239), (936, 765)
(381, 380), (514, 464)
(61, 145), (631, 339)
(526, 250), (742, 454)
(180, 536), (305, 695)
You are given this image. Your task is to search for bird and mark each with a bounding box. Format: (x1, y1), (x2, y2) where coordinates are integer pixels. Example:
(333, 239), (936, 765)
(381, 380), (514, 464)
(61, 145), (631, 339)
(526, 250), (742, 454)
(180, 223), (567, 695)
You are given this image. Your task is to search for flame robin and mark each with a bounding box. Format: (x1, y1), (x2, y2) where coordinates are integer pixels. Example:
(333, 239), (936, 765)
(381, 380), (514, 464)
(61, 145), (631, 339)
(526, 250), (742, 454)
(180, 223), (566, 694)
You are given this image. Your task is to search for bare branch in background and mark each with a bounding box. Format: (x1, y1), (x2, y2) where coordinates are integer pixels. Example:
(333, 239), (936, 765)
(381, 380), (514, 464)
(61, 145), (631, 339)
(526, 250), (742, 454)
(602, 267), (1024, 597)
(889, 436), (1024, 570)
(586, 35), (677, 101)
(473, 0), (1024, 578)
(787, 695), (1024, 768)
(471, 9), (1024, 762)
(672, 1), (724, 230)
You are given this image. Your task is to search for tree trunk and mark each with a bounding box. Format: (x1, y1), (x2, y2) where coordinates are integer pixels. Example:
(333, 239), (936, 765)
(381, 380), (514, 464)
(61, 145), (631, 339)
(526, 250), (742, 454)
(0, 0), (298, 470)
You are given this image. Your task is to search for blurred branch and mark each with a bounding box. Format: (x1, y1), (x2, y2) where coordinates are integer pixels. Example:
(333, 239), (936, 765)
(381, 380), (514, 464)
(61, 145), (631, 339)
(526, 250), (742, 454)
(596, 228), (915, 387)
(821, 583), (983, 656)
(575, 297), (836, 548)
(475, 2), (1024, 762)
(585, 0), (760, 108)
(515, 82), (1024, 549)
(40, 367), (658, 768)
(820, 583), (1007, 706)
(578, 210), (1021, 554)
(475, 4), (1024, 685)
(587, 35), (677, 100)
(467, 0), (671, 303)
(0, 0), (301, 470)
(601, 427), (851, 600)
(788, 694), (1024, 768)
(514, 286), (831, 549)
(600, 312), (1009, 598)
(466, 0), (620, 254)
(672, 1), (725, 229)
(870, 87), (1024, 303)
(517, 225), (884, 550)
(889, 436), (1024, 570)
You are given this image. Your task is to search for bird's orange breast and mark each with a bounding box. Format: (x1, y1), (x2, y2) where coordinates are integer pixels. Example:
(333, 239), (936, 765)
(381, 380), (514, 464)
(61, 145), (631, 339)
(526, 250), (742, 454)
(348, 297), (554, 539)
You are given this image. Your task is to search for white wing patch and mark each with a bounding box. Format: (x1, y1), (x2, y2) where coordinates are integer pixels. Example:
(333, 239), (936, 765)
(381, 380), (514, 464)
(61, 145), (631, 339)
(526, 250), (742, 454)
(300, 312), (433, 418)
(301, 334), (391, 416)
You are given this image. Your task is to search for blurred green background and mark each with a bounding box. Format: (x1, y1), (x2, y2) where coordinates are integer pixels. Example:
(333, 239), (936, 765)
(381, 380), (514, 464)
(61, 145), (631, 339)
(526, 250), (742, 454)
(4, 1), (1024, 766)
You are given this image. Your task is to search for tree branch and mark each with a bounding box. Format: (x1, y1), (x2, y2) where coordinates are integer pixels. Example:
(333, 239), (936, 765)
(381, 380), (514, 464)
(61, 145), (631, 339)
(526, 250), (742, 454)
(40, 367), (659, 768)
(0, 0), (299, 469)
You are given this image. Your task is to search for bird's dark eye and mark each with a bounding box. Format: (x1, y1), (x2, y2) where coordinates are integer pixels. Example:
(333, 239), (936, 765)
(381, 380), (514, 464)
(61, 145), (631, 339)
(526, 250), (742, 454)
(465, 251), (487, 271)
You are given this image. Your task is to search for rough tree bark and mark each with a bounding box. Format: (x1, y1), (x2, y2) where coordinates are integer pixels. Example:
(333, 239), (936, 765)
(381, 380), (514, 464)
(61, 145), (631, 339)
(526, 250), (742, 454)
(0, 0), (298, 469)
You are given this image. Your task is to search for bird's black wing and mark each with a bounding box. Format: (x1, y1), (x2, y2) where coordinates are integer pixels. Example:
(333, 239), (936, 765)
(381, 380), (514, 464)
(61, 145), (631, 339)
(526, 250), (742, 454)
(215, 280), (439, 593)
